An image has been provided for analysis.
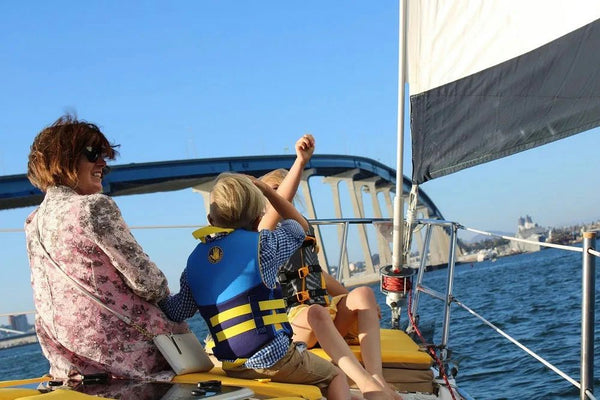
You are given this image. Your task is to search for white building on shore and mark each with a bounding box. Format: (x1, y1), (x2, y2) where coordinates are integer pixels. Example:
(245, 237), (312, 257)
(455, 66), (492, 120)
(511, 215), (548, 253)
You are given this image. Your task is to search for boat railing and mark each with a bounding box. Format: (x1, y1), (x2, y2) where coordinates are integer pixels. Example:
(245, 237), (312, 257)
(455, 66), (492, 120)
(410, 218), (597, 400)
(304, 216), (597, 400)
(307, 217), (393, 284)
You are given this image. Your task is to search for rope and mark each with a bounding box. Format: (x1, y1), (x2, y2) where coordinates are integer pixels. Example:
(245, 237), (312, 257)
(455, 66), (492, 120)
(589, 248), (600, 258)
(0, 311), (35, 317)
(406, 290), (458, 400)
(463, 227), (584, 252)
(0, 224), (202, 233)
(381, 275), (411, 293)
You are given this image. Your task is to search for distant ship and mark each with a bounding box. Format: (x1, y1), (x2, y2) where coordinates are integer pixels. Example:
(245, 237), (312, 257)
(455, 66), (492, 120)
(511, 215), (548, 253)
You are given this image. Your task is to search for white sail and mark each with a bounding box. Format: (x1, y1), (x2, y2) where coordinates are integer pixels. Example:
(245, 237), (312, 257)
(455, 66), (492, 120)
(406, 0), (600, 184)
(408, 0), (600, 95)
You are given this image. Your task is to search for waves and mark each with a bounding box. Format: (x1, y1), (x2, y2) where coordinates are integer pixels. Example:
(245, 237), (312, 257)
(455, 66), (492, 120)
(402, 245), (597, 400)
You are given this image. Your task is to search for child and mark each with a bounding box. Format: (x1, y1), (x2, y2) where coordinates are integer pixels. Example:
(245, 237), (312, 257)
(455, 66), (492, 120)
(259, 135), (401, 400)
(159, 172), (351, 400)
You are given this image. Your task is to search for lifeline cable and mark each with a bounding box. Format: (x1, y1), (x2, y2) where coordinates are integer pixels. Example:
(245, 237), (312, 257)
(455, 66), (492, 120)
(451, 296), (595, 397)
(463, 226), (584, 252)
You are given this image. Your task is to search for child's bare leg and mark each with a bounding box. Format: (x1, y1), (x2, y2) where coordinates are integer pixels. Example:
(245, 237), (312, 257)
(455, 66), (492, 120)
(289, 307), (318, 348)
(304, 305), (393, 399)
(335, 286), (384, 377)
(325, 366), (352, 400)
(336, 288), (402, 400)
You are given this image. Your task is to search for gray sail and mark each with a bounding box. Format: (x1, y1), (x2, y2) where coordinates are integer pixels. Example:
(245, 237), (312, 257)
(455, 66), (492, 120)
(407, 2), (600, 184)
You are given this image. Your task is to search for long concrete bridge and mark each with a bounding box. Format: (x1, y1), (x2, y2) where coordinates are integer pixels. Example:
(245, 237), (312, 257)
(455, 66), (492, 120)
(0, 154), (453, 285)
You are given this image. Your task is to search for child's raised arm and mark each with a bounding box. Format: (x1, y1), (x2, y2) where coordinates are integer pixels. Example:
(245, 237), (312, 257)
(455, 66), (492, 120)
(258, 134), (315, 231)
(252, 178), (309, 232)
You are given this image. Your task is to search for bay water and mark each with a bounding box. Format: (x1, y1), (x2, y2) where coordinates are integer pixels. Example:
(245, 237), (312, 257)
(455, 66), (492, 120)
(1, 242), (598, 399)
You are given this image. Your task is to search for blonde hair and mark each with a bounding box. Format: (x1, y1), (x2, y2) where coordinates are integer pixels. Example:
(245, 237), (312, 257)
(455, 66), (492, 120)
(209, 173), (265, 229)
(260, 168), (288, 189)
(260, 168), (304, 209)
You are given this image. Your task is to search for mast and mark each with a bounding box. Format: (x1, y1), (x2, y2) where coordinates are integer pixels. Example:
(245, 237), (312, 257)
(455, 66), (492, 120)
(392, 0), (407, 272)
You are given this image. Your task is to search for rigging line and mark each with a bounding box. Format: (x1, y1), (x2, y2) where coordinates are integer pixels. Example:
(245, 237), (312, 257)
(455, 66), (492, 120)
(463, 227), (583, 252)
(0, 225), (202, 233)
(0, 311), (35, 317)
(128, 225), (200, 230)
(451, 297), (582, 391)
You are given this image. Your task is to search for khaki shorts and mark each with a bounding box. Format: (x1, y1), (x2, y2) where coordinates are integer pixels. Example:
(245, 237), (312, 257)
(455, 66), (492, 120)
(223, 342), (338, 392)
(288, 294), (360, 345)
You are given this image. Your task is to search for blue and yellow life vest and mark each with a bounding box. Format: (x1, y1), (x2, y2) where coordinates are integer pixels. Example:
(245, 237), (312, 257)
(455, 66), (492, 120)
(279, 226), (329, 308)
(187, 227), (292, 361)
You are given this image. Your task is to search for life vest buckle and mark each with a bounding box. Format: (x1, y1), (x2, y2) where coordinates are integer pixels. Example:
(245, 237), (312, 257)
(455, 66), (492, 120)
(298, 265), (310, 278)
(296, 290), (310, 303)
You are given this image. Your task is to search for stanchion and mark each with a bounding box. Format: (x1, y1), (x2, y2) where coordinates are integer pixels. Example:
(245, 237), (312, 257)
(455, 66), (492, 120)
(581, 231), (596, 400)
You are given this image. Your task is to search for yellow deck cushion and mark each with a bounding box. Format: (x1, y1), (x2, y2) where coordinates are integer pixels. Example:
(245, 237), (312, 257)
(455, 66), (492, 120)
(310, 328), (433, 370)
(173, 367), (323, 399)
(0, 378), (50, 389)
(0, 388), (40, 400)
(12, 389), (111, 400)
(0, 378), (52, 400)
(0, 372), (320, 400)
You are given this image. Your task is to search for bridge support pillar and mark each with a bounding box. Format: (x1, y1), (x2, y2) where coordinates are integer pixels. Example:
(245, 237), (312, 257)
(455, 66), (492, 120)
(323, 169), (374, 278)
(356, 177), (392, 269)
(298, 169), (330, 272)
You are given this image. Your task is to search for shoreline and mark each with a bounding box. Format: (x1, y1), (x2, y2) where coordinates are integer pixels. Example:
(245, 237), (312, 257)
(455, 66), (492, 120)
(0, 333), (38, 350)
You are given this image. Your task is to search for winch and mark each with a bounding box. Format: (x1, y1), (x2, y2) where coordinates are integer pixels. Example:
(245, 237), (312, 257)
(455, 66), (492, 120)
(380, 265), (416, 329)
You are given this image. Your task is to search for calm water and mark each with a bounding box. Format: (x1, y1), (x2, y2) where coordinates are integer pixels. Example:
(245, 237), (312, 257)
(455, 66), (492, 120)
(2, 243), (599, 400)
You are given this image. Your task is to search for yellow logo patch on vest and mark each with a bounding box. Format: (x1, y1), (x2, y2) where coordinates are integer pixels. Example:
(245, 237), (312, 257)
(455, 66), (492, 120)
(208, 246), (224, 264)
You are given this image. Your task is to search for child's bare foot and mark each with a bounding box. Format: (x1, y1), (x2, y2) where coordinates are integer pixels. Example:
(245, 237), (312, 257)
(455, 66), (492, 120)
(372, 374), (403, 400)
(363, 391), (394, 400)
(357, 379), (395, 400)
(350, 391), (365, 400)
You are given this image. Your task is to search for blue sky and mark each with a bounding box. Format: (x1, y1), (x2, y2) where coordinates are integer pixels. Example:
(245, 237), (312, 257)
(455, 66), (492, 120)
(1, 1), (598, 316)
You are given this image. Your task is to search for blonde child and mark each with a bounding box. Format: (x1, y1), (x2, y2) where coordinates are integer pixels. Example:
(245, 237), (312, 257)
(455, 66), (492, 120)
(259, 135), (401, 400)
(159, 173), (354, 400)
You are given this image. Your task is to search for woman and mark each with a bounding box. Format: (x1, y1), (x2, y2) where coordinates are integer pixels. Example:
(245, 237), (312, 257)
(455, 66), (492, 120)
(259, 134), (400, 400)
(25, 114), (189, 381)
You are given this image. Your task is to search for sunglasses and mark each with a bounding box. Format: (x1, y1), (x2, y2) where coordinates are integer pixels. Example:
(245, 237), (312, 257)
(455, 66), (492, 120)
(82, 146), (105, 163)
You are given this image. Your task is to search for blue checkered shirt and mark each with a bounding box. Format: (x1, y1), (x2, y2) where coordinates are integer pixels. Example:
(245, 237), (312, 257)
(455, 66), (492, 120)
(159, 219), (305, 368)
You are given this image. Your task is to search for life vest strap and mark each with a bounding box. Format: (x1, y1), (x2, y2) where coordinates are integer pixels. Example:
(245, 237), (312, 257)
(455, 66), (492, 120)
(192, 226), (234, 243)
(278, 264), (322, 281)
(302, 235), (317, 247)
(209, 299), (286, 326)
(215, 312), (289, 343)
(286, 288), (328, 305)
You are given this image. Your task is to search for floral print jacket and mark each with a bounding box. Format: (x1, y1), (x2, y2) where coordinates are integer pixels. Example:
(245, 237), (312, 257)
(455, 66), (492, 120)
(25, 186), (189, 381)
